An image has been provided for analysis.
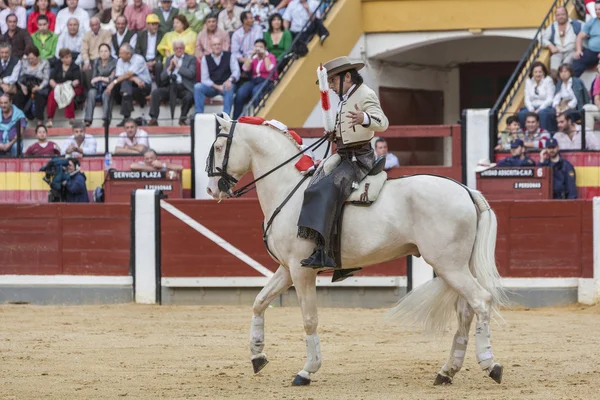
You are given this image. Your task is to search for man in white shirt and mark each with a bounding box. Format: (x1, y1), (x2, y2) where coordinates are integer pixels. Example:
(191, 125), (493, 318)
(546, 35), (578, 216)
(62, 121), (98, 157)
(554, 111), (600, 150)
(541, 7), (580, 76)
(111, 15), (138, 58)
(374, 138), (399, 170)
(0, 42), (21, 95)
(56, 18), (83, 65)
(55, 0), (90, 36)
(114, 118), (150, 154)
(283, 0), (328, 44)
(0, 0), (26, 34)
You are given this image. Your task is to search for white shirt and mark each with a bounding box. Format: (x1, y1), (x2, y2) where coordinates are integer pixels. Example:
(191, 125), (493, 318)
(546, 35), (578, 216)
(554, 125), (600, 150)
(77, 0), (98, 10)
(171, 55), (183, 84)
(0, 7), (27, 34)
(542, 19), (578, 53)
(111, 30), (138, 58)
(146, 32), (158, 61)
(115, 130), (150, 150)
(553, 77), (577, 109)
(283, 0), (320, 33)
(55, 7), (90, 36)
(524, 76), (555, 111)
(0, 58), (20, 84)
(378, 152), (399, 170)
(62, 134), (98, 157)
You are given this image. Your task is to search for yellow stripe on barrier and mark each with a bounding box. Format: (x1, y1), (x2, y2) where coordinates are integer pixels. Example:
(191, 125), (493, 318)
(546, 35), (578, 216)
(575, 166), (600, 187)
(0, 169), (193, 190)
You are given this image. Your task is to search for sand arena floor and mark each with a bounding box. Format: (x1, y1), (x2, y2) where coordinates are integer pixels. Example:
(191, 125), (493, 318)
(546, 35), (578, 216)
(1, 304), (600, 400)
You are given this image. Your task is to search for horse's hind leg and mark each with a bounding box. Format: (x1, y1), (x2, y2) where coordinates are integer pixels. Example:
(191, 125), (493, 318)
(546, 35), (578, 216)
(250, 265), (292, 374)
(434, 297), (474, 385)
(436, 267), (503, 384)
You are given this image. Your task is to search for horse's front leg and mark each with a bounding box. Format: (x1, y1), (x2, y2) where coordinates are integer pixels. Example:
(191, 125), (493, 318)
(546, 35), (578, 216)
(290, 265), (320, 386)
(250, 265), (292, 374)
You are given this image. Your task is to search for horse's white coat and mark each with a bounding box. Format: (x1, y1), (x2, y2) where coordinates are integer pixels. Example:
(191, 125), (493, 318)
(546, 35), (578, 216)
(207, 115), (506, 385)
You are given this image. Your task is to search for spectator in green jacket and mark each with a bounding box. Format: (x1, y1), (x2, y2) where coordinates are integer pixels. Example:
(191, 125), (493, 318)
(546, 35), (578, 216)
(263, 13), (291, 63)
(179, 0), (211, 33)
(31, 15), (57, 62)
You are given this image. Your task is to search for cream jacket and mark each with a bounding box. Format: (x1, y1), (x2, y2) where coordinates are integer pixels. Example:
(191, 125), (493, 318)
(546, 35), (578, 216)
(336, 84), (389, 145)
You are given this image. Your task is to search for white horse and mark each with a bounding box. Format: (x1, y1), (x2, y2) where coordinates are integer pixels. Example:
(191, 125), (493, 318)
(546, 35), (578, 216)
(206, 114), (506, 387)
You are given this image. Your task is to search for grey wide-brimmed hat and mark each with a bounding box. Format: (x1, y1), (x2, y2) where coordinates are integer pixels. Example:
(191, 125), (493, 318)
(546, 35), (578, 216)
(315, 56), (365, 84)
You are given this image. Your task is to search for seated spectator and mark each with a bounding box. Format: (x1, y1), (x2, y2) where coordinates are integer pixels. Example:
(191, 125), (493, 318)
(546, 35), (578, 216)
(553, 64), (589, 115)
(24, 124), (60, 156)
(584, 63), (600, 134)
(31, 15), (58, 62)
(55, 0), (90, 36)
(14, 46), (50, 125)
(62, 157), (89, 203)
(47, 48), (83, 127)
(495, 115), (524, 151)
(56, 18), (83, 65)
(0, 42), (22, 95)
(574, 2), (600, 77)
(218, 0), (243, 36)
(247, 0), (274, 32)
(264, 13), (291, 68)
(84, 43), (116, 126)
(373, 138), (399, 170)
(554, 110), (600, 150)
(194, 36), (239, 115)
(283, 0), (328, 45)
(134, 14), (164, 81)
(105, 43), (152, 126)
(124, 0), (153, 33)
(130, 148), (184, 171)
(233, 38), (276, 119)
(541, 6), (580, 78)
(538, 138), (577, 199)
(62, 120), (97, 156)
(81, 17), (112, 87)
(0, 93), (26, 156)
(111, 15), (138, 58)
(0, 13), (33, 59)
(154, 0), (179, 36)
(156, 14), (195, 57)
(149, 39), (195, 126)
(231, 11), (263, 66)
(114, 117), (149, 154)
(522, 112), (550, 149)
(97, 0), (125, 33)
(179, 0), (211, 33)
(0, 0), (27, 34)
(194, 12), (230, 58)
(496, 139), (535, 167)
(27, 0), (56, 34)
(517, 61), (555, 132)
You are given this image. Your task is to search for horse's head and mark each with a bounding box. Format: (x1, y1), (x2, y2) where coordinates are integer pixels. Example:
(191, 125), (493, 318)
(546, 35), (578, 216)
(206, 113), (253, 200)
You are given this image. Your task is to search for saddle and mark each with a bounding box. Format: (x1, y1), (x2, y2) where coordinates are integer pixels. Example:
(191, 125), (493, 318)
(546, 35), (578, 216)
(319, 154), (387, 206)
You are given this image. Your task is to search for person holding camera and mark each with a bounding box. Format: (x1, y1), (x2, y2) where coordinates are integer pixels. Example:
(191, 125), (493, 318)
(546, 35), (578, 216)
(84, 43), (116, 126)
(148, 39), (195, 126)
(538, 138), (577, 199)
(232, 38), (276, 119)
(62, 157), (89, 202)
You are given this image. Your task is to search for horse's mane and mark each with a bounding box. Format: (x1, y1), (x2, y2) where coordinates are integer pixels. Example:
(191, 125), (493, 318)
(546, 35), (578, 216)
(236, 117), (304, 152)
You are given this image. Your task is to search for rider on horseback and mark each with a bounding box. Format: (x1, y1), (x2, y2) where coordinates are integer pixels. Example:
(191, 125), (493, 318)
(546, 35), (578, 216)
(297, 56), (389, 269)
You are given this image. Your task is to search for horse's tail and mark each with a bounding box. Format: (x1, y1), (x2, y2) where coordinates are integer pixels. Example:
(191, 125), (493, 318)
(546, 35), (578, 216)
(386, 189), (506, 334)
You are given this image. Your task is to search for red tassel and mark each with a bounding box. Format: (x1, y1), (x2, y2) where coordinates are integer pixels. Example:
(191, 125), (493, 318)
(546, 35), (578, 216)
(295, 155), (314, 171)
(320, 90), (330, 111)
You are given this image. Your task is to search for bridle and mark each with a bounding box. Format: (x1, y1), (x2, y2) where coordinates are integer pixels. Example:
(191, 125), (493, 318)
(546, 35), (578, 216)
(206, 120), (330, 198)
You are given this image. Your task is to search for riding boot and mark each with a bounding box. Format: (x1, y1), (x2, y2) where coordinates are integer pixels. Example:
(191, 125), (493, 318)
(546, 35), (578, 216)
(300, 247), (337, 269)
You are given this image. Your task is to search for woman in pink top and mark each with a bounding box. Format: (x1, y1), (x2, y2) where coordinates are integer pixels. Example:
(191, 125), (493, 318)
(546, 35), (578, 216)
(233, 38), (277, 119)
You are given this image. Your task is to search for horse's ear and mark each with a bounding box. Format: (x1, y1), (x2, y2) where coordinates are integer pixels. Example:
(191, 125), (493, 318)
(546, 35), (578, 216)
(215, 114), (231, 131)
(222, 112), (232, 121)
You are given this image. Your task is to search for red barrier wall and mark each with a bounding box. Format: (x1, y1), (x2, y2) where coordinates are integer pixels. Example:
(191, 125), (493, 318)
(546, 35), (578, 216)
(160, 199), (406, 277)
(0, 204), (130, 275)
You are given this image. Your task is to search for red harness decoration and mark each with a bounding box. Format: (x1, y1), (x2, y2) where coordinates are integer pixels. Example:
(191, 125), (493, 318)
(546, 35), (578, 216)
(238, 116), (266, 125)
(295, 154), (314, 172)
(288, 130), (303, 145)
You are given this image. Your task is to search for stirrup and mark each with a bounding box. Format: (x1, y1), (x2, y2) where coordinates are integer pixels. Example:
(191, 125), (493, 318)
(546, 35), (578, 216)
(300, 249), (337, 269)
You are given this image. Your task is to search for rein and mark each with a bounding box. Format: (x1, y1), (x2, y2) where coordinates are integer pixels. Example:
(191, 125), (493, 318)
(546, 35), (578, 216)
(207, 120), (330, 198)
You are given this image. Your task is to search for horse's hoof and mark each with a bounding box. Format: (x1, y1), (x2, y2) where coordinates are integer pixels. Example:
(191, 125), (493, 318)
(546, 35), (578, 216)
(251, 355), (269, 374)
(433, 373), (452, 385)
(291, 374), (311, 386)
(488, 363), (503, 384)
